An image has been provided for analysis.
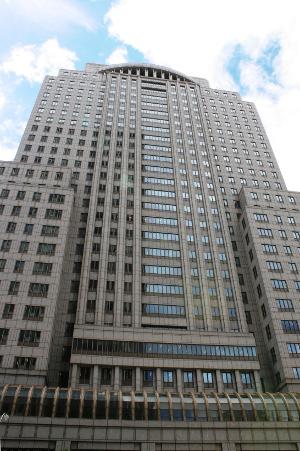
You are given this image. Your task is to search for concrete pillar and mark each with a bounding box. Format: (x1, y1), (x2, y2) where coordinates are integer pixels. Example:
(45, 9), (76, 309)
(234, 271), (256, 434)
(196, 369), (203, 391)
(235, 370), (242, 392)
(141, 444), (155, 451)
(216, 370), (223, 392)
(136, 367), (141, 391)
(156, 368), (162, 392)
(70, 364), (77, 387)
(222, 443), (236, 451)
(254, 371), (262, 391)
(55, 440), (71, 451)
(93, 365), (99, 388)
(176, 368), (183, 391)
(114, 366), (120, 390)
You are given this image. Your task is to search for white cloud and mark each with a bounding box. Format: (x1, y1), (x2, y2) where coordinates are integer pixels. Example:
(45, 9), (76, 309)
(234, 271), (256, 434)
(0, 38), (78, 83)
(2, 0), (96, 31)
(105, 0), (300, 191)
(0, 91), (5, 110)
(0, 119), (26, 161)
(106, 47), (128, 65)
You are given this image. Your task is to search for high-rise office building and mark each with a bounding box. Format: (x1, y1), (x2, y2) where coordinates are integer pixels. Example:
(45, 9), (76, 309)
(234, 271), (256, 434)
(1, 64), (300, 449)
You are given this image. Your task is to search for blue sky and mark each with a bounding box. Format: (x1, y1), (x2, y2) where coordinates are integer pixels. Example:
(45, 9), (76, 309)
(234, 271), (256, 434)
(0, 0), (299, 190)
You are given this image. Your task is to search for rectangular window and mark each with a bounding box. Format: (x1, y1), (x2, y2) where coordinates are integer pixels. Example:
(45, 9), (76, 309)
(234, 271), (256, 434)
(18, 329), (40, 346)
(28, 283), (49, 297)
(163, 370), (174, 387)
(282, 320), (300, 333)
(14, 357), (36, 370)
(45, 209), (62, 220)
(37, 243), (56, 255)
(23, 305), (45, 321)
(32, 262), (53, 275)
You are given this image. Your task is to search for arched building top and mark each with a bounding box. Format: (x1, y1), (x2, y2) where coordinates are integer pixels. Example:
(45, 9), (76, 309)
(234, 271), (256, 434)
(85, 62), (209, 87)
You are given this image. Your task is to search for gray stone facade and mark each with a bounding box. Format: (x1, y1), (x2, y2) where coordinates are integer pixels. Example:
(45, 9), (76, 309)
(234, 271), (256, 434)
(0, 62), (300, 447)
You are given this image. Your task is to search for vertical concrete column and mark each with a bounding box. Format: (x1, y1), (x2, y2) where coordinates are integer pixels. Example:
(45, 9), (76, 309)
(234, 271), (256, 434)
(216, 370), (223, 392)
(55, 441), (71, 451)
(176, 368), (183, 392)
(156, 368), (162, 392)
(93, 365), (99, 388)
(196, 369), (203, 391)
(70, 364), (78, 387)
(114, 366), (120, 390)
(254, 371), (262, 391)
(136, 367), (141, 391)
(222, 444), (236, 451)
(235, 370), (242, 392)
(141, 444), (155, 451)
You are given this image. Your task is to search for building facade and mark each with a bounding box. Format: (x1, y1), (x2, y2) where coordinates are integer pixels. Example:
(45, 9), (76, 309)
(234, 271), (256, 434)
(0, 62), (300, 405)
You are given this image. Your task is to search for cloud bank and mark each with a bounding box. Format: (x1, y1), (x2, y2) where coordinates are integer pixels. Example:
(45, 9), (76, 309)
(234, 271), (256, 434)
(105, 0), (300, 190)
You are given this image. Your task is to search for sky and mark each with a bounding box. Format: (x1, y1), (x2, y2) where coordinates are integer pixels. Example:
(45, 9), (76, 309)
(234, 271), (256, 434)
(0, 0), (299, 190)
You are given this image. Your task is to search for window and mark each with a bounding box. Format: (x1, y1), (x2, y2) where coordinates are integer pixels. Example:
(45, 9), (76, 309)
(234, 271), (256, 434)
(254, 213), (268, 222)
(289, 262), (298, 273)
(240, 372), (255, 388)
(24, 224), (34, 235)
(8, 281), (20, 295)
(28, 207), (38, 218)
(79, 366), (91, 385)
(14, 260), (25, 273)
(122, 368), (132, 386)
(142, 283), (183, 295)
(18, 329), (40, 346)
(2, 303), (14, 319)
(37, 243), (56, 255)
(271, 279), (288, 290)
(270, 347), (277, 363)
(28, 283), (49, 297)
(143, 369), (154, 386)
(258, 228), (273, 237)
(183, 371), (194, 387)
(0, 189), (9, 199)
(282, 320), (300, 333)
(23, 305), (45, 321)
(14, 357), (36, 370)
(41, 225), (59, 237)
(0, 328), (9, 345)
(266, 261), (282, 272)
(32, 192), (41, 202)
(16, 191), (26, 200)
(101, 368), (112, 385)
(277, 299), (294, 311)
(293, 368), (300, 379)
(32, 262), (53, 275)
(284, 246), (293, 255)
(266, 324), (272, 340)
(45, 209), (62, 220)
(19, 241), (29, 253)
(163, 370), (174, 386)
(222, 371), (235, 388)
(6, 222), (16, 233)
(279, 229), (287, 239)
(203, 371), (214, 388)
(49, 194), (65, 204)
(287, 343), (300, 355)
(11, 206), (21, 216)
(1, 240), (11, 252)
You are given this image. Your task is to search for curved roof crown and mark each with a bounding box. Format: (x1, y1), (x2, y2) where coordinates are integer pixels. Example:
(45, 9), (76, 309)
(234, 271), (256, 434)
(98, 63), (197, 83)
